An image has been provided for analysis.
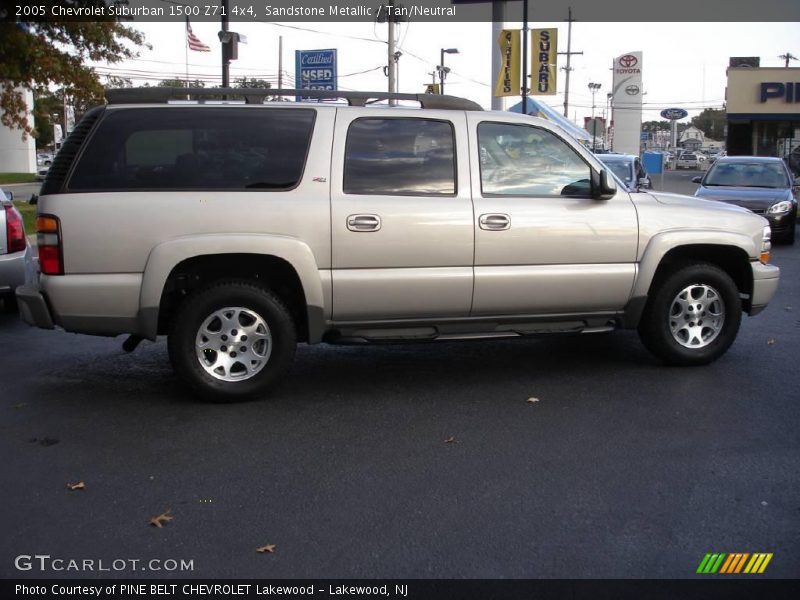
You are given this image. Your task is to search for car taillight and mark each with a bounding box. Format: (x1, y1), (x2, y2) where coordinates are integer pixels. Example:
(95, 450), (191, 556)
(37, 214), (63, 275)
(4, 205), (26, 253)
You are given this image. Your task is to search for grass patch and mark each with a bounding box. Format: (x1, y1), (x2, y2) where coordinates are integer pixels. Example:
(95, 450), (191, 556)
(13, 200), (37, 236)
(0, 173), (37, 184)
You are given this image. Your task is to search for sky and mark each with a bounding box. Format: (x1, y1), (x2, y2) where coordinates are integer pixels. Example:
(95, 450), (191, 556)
(94, 20), (800, 127)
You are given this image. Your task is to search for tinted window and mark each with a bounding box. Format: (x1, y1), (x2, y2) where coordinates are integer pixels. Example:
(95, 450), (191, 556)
(343, 118), (455, 195)
(603, 160), (633, 182)
(478, 122), (591, 196)
(704, 162), (789, 188)
(68, 107), (315, 191)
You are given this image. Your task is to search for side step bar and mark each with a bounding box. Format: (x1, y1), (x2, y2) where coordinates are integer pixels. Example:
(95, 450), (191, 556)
(325, 321), (617, 345)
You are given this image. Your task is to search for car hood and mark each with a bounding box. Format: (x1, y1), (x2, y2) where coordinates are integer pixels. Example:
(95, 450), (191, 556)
(694, 186), (790, 210)
(646, 191), (755, 214)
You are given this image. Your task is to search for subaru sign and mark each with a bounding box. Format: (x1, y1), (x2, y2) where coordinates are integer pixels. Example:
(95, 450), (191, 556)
(295, 49), (337, 100)
(660, 108), (688, 120)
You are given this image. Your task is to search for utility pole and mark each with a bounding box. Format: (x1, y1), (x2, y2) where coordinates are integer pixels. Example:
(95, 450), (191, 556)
(559, 7), (583, 118)
(387, 0), (397, 105)
(778, 52), (798, 67)
(221, 0), (229, 87)
(278, 36), (283, 89)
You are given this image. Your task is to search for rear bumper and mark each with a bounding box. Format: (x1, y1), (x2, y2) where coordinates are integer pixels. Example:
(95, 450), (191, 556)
(15, 284), (55, 329)
(749, 261), (780, 316)
(0, 246), (33, 296)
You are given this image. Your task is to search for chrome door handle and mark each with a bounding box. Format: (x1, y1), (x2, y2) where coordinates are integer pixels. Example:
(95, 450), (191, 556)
(479, 213), (510, 230)
(347, 214), (382, 232)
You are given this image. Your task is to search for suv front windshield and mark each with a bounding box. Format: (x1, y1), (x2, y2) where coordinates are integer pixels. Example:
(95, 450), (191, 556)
(703, 162), (789, 188)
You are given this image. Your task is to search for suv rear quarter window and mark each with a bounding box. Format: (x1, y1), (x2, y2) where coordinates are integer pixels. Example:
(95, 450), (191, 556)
(68, 107), (316, 191)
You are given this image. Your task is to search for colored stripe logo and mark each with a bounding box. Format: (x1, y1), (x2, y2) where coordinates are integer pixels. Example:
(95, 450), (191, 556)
(697, 553), (773, 574)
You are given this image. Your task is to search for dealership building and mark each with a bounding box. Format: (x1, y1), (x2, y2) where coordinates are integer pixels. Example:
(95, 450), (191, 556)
(726, 65), (800, 167)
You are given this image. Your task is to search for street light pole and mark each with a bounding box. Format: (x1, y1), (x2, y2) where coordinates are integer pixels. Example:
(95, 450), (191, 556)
(588, 82), (601, 152)
(439, 48), (459, 95)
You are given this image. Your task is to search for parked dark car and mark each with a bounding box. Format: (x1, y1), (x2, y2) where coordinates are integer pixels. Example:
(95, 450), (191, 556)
(597, 153), (652, 192)
(693, 156), (798, 244)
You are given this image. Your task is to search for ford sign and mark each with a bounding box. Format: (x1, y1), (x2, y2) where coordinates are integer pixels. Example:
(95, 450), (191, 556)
(661, 108), (688, 120)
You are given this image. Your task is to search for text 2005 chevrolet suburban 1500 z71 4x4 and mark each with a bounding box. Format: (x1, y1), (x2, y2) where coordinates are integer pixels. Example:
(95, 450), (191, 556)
(16, 88), (780, 402)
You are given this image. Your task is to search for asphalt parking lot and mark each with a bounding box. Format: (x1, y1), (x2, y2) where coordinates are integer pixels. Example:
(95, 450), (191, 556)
(1, 171), (799, 580)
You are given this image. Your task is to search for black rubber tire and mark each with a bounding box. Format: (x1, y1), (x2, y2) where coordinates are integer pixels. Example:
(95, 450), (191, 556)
(167, 280), (297, 402)
(777, 225), (795, 245)
(2, 293), (18, 313)
(638, 263), (741, 366)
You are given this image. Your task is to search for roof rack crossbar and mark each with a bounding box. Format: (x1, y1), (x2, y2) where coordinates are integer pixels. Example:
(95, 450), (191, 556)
(104, 87), (483, 111)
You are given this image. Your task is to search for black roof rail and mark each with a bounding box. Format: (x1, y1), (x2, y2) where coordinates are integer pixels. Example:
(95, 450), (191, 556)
(104, 87), (483, 111)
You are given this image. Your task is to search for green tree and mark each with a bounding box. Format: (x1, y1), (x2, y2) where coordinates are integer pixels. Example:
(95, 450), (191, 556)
(691, 108), (726, 140)
(159, 78), (206, 88)
(234, 77), (272, 89)
(0, 6), (148, 139)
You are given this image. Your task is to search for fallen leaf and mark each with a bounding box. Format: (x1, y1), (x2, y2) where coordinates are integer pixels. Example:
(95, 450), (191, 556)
(767, 339), (776, 345)
(444, 436), (457, 444)
(66, 481), (85, 491)
(527, 397), (540, 404)
(149, 510), (173, 528)
(256, 545), (276, 553)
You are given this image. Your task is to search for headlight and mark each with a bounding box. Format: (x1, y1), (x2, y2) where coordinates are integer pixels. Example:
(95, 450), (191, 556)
(760, 226), (771, 264)
(767, 200), (792, 215)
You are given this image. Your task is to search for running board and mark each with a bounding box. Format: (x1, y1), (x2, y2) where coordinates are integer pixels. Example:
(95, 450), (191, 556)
(325, 320), (617, 344)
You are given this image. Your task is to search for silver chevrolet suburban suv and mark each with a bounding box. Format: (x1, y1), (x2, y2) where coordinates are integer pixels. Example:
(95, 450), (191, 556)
(16, 88), (780, 401)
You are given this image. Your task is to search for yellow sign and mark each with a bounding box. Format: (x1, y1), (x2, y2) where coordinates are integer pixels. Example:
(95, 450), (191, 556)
(424, 83), (440, 95)
(531, 28), (557, 95)
(494, 29), (520, 97)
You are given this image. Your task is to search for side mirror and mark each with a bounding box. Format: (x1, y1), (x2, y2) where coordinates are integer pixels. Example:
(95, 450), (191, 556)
(691, 176), (702, 184)
(592, 168), (617, 200)
(6, 191), (13, 201)
(29, 194), (38, 205)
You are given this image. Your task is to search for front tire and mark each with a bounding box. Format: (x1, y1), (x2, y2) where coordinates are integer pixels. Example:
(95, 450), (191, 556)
(638, 263), (741, 366)
(168, 280), (297, 402)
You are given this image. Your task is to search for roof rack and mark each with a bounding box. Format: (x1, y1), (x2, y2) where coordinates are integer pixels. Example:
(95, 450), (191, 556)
(104, 87), (483, 111)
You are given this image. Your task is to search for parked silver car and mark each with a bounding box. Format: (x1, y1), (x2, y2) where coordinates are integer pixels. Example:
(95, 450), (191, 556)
(0, 188), (35, 311)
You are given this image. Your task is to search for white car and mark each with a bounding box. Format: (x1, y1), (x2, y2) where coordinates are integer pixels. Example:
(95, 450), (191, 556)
(676, 153), (700, 169)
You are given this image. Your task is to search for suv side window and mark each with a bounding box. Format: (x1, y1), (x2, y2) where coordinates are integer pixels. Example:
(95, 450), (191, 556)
(343, 118), (456, 196)
(68, 107), (316, 191)
(478, 122), (591, 197)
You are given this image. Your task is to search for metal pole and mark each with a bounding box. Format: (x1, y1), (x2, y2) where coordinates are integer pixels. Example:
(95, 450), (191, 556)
(278, 36), (283, 89)
(563, 6), (572, 117)
(388, 0), (397, 105)
(221, 0), (229, 87)
(490, 2), (506, 111)
(440, 48), (445, 95)
(521, 0), (528, 115)
(591, 89), (597, 152)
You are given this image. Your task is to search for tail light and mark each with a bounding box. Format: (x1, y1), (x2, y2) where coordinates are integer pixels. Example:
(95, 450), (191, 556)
(37, 214), (63, 275)
(4, 204), (26, 253)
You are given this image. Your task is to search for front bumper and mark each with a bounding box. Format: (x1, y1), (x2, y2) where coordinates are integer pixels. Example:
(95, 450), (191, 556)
(15, 284), (55, 329)
(749, 261), (780, 316)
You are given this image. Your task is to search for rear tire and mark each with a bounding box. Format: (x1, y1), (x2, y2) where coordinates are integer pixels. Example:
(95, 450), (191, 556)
(638, 263), (741, 366)
(167, 280), (297, 402)
(2, 293), (18, 313)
